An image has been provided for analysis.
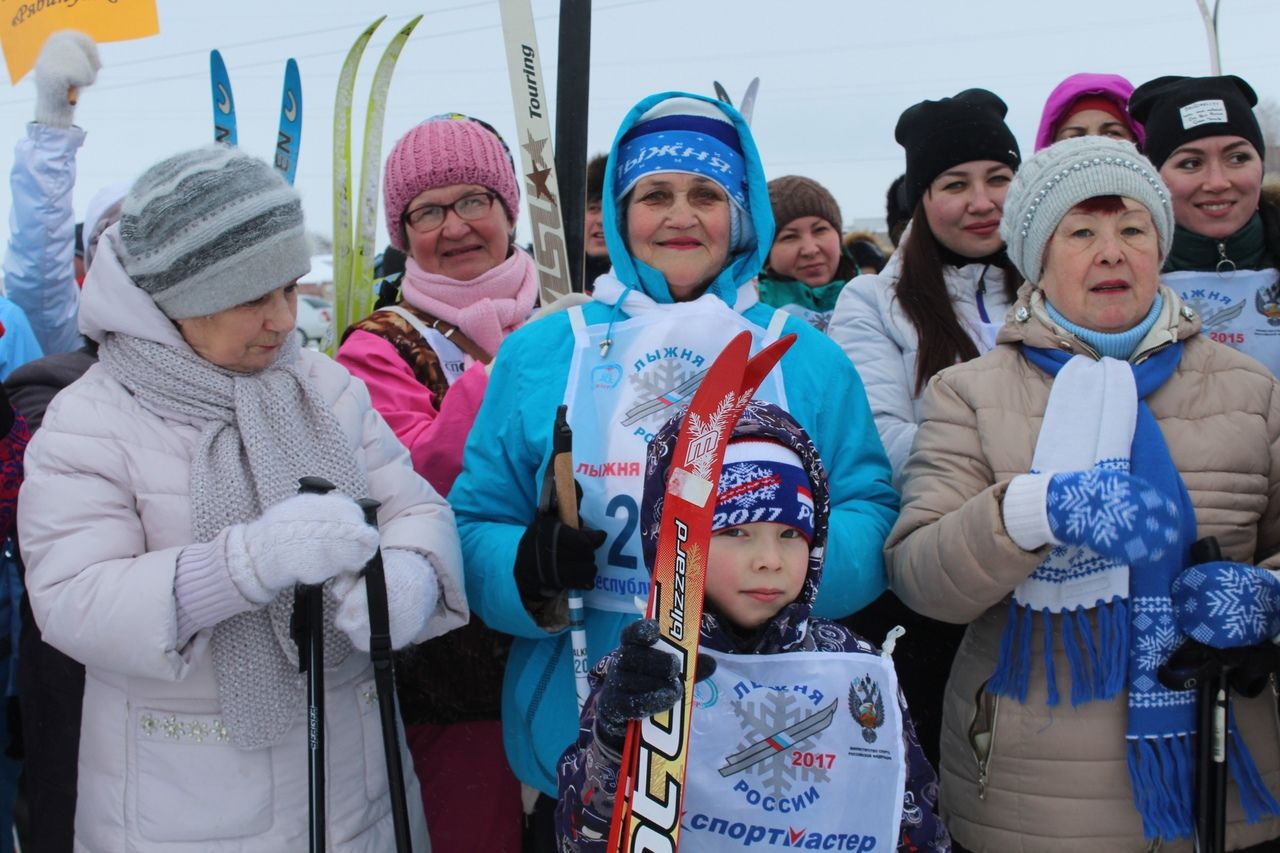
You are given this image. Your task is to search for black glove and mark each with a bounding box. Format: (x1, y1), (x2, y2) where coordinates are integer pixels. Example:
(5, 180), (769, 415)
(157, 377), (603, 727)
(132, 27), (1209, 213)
(513, 513), (606, 599)
(594, 619), (717, 750)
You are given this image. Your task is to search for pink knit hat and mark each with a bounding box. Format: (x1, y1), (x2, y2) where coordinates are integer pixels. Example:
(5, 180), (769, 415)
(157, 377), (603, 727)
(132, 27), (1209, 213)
(383, 115), (520, 251)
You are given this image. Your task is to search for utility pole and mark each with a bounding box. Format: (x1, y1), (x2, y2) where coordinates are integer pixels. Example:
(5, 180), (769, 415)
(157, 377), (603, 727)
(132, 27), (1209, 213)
(1195, 0), (1222, 74)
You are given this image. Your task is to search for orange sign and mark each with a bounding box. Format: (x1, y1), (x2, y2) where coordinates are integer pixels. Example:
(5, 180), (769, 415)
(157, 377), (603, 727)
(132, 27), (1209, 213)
(1, 0), (159, 84)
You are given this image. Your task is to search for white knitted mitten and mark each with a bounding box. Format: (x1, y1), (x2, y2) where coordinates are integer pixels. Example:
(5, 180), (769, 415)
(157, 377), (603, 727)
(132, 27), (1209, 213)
(225, 492), (379, 604)
(34, 31), (101, 128)
(332, 548), (439, 651)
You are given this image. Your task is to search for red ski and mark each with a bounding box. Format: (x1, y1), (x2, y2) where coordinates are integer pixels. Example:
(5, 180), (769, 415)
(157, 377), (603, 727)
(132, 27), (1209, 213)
(607, 329), (795, 853)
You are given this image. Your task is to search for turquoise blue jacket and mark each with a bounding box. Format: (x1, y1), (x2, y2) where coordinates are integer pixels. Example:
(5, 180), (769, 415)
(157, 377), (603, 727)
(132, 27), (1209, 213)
(448, 92), (898, 794)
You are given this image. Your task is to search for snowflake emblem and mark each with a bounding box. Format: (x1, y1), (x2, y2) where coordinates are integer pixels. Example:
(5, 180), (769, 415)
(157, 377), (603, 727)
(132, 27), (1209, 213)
(623, 360), (703, 427)
(1135, 623), (1179, 673)
(726, 692), (833, 798)
(718, 462), (781, 509)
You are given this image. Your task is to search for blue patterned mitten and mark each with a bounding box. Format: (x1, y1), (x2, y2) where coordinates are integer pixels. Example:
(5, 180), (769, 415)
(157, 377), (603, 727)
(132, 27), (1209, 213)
(1046, 468), (1180, 565)
(1172, 561), (1280, 648)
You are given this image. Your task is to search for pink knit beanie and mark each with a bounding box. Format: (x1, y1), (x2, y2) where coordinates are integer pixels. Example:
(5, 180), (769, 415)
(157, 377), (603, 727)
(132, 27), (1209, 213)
(383, 115), (520, 251)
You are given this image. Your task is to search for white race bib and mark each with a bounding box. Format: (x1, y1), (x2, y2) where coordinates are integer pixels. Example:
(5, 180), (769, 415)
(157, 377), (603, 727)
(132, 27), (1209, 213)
(562, 302), (787, 614)
(680, 648), (906, 851)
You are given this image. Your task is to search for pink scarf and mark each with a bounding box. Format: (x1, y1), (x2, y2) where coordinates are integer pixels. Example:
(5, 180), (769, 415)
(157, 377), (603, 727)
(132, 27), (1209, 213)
(399, 248), (538, 357)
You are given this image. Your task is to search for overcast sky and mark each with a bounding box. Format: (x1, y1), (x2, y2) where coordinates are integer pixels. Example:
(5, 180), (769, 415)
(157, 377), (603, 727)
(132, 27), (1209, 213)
(1, 0), (1279, 249)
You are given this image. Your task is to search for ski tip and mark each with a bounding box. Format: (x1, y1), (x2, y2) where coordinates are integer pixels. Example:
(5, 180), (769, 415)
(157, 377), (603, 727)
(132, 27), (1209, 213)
(394, 16), (423, 39)
(713, 81), (732, 105)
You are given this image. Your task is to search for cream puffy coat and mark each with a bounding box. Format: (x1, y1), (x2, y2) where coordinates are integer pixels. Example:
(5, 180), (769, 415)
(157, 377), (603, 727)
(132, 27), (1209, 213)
(828, 247), (1014, 489)
(18, 237), (468, 851)
(886, 284), (1280, 852)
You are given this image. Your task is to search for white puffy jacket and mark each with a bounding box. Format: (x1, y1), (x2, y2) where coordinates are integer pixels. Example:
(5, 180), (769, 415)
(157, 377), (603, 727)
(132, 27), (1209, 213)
(18, 233), (468, 851)
(828, 248), (1013, 489)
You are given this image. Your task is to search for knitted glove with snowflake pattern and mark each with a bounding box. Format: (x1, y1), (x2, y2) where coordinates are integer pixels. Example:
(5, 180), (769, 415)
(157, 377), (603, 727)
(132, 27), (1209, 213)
(1172, 561), (1280, 648)
(1002, 467), (1180, 565)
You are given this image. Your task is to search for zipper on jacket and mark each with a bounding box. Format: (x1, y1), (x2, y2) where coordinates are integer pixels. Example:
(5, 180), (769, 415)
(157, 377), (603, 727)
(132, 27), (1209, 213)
(969, 688), (1000, 800)
(975, 267), (991, 324)
(526, 633), (569, 786)
(1217, 241), (1237, 275)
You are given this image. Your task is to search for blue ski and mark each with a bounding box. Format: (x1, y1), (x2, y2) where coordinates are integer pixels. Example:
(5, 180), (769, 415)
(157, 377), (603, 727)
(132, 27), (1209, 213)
(210, 49), (236, 145)
(275, 58), (302, 185)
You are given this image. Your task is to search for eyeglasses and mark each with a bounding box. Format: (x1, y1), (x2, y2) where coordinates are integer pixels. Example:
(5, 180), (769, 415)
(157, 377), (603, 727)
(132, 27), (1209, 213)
(401, 191), (499, 234)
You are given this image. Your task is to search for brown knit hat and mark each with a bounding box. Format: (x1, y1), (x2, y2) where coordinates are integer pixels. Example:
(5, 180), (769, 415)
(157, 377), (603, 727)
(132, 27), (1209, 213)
(767, 175), (842, 232)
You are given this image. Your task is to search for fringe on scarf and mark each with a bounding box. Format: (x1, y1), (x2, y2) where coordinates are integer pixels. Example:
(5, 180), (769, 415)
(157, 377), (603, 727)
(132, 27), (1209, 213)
(988, 595), (1128, 706)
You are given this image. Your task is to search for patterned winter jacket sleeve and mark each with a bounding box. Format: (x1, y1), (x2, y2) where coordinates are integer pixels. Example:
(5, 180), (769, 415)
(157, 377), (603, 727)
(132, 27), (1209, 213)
(0, 389), (29, 536)
(553, 626), (950, 853)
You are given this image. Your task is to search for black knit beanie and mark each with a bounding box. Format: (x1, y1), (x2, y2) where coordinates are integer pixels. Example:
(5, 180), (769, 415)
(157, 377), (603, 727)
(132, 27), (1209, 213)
(1129, 75), (1263, 168)
(896, 89), (1021, 210)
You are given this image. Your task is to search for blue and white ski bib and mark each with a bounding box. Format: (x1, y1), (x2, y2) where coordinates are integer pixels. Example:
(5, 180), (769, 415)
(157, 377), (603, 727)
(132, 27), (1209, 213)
(681, 648), (906, 851)
(1165, 267), (1280, 378)
(562, 292), (787, 614)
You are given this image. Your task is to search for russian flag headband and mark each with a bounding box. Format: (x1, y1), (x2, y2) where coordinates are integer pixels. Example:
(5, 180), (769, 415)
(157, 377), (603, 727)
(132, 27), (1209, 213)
(713, 439), (814, 541)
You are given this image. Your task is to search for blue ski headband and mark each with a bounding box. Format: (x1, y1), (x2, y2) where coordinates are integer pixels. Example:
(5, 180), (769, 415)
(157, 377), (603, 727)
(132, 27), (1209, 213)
(614, 114), (748, 209)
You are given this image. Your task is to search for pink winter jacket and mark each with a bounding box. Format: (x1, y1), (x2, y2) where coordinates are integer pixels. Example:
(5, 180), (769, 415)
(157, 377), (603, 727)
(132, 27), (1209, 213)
(18, 235), (469, 852)
(337, 328), (486, 496)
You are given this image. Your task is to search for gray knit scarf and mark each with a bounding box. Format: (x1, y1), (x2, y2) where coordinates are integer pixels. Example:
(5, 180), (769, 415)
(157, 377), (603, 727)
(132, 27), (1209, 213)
(98, 331), (367, 749)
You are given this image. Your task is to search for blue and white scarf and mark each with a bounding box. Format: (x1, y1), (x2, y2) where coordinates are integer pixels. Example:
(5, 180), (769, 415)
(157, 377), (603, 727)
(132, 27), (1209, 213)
(989, 344), (1279, 840)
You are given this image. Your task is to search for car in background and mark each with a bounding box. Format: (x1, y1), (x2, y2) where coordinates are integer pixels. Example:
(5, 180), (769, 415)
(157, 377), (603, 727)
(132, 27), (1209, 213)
(295, 295), (334, 350)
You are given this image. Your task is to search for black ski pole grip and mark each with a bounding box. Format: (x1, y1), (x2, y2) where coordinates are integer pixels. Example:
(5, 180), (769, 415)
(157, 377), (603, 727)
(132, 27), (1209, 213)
(293, 478), (337, 671)
(356, 498), (392, 668)
(298, 476), (337, 496)
(1157, 537), (1224, 692)
(1191, 536), (1222, 565)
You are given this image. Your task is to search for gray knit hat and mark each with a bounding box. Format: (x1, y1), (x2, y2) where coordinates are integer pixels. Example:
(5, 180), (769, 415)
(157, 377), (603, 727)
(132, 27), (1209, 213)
(118, 146), (310, 319)
(1000, 136), (1173, 283)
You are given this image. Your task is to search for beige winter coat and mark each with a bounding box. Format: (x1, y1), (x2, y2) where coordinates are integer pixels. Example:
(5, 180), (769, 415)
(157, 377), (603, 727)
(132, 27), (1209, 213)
(886, 284), (1280, 852)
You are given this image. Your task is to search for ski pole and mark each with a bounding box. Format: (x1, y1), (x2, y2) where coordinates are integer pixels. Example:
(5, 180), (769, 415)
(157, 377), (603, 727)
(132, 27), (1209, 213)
(1191, 536), (1228, 853)
(293, 476), (333, 853)
(554, 0), (591, 297)
(1158, 536), (1227, 853)
(355, 498), (412, 853)
(532, 406), (589, 710)
(549, 405), (591, 711)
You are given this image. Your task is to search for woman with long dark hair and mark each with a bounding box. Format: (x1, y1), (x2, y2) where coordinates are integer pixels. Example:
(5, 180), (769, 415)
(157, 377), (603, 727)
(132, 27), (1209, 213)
(828, 88), (1022, 771)
(829, 88), (1022, 488)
